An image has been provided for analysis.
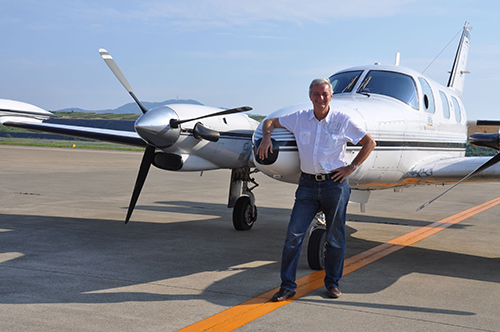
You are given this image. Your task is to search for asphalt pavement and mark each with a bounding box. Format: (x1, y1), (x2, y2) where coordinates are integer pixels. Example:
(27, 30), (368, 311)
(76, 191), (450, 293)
(1, 145), (499, 331)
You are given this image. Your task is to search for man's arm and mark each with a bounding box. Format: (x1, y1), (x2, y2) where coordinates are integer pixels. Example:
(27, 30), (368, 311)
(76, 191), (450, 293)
(332, 133), (376, 183)
(256, 117), (284, 160)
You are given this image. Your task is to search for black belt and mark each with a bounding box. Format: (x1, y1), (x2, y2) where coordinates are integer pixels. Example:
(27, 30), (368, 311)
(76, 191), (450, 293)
(301, 172), (338, 181)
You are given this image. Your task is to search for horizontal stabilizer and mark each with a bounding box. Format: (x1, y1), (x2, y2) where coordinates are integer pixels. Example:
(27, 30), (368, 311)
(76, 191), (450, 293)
(406, 156), (500, 184)
(476, 120), (500, 126)
(469, 133), (499, 150)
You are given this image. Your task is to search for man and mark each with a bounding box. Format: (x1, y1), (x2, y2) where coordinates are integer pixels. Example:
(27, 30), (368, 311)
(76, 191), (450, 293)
(256, 78), (376, 301)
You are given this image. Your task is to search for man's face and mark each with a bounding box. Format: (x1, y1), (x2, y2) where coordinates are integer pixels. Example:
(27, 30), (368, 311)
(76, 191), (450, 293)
(309, 83), (333, 110)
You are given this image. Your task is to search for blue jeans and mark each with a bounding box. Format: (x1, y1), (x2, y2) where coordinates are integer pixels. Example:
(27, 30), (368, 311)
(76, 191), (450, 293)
(280, 173), (350, 291)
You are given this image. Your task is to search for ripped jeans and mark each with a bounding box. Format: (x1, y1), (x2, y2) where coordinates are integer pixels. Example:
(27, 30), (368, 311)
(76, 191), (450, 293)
(280, 173), (350, 291)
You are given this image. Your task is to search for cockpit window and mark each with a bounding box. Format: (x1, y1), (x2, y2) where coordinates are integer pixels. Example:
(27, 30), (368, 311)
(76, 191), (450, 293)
(329, 70), (363, 94)
(357, 70), (419, 109)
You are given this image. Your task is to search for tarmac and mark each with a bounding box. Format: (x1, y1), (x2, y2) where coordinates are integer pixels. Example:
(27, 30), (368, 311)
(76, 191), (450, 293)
(1, 145), (499, 332)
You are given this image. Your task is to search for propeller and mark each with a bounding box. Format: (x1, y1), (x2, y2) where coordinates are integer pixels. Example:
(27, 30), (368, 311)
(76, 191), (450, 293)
(417, 151), (500, 211)
(99, 48), (157, 222)
(125, 145), (156, 223)
(99, 49), (148, 114)
(169, 106), (252, 128)
(99, 48), (253, 222)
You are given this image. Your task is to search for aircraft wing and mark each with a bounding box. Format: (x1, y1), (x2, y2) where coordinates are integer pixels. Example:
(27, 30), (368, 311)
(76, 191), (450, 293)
(2, 121), (147, 147)
(406, 156), (500, 184)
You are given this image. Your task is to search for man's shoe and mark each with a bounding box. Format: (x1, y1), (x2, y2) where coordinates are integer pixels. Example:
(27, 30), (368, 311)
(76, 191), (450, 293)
(271, 288), (296, 302)
(326, 287), (342, 298)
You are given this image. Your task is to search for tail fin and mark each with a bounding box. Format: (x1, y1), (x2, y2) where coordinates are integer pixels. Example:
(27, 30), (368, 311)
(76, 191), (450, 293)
(447, 22), (472, 97)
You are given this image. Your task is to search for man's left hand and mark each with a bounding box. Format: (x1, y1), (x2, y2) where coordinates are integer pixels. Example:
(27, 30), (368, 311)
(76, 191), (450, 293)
(331, 165), (355, 183)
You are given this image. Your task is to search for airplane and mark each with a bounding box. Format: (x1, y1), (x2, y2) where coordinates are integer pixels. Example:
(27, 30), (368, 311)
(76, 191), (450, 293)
(1, 22), (499, 270)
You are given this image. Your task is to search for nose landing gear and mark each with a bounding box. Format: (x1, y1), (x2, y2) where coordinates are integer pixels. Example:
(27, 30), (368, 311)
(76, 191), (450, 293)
(229, 167), (259, 231)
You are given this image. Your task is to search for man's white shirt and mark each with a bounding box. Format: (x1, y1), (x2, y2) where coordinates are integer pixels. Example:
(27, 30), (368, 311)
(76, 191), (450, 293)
(279, 109), (366, 174)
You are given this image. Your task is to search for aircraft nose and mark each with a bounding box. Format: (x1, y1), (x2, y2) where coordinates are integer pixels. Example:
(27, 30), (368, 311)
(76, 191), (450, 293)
(134, 106), (180, 148)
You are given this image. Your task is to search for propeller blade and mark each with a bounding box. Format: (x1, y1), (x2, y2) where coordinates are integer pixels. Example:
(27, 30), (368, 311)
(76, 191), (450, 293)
(170, 106), (252, 128)
(417, 152), (500, 211)
(125, 145), (156, 223)
(99, 49), (149, 114)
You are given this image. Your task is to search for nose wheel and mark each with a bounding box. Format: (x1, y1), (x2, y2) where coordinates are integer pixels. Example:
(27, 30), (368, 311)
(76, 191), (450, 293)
(228, 168), (259, 231)
(307, 228), (326, 270)
(232, 196), (258, 230)
(307, 212), (327, 270)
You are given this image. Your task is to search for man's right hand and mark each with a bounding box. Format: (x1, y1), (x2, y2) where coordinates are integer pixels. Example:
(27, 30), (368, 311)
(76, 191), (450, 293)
(256, 117), (282, 161)
(256, 137), (273, 160)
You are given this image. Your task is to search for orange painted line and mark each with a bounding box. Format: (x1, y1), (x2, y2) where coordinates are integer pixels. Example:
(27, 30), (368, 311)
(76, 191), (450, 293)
(179, 196), (500, 332)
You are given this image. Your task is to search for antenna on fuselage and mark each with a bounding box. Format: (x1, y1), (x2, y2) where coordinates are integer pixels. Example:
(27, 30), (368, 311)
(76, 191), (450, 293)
(395, 52), (400, 66)
(422, 25), (464, 75)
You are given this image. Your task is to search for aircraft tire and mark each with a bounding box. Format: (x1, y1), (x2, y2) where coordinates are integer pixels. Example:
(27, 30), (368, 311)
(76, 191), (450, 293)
(232, 196), (257, 231)
(307, 228), (326, 270)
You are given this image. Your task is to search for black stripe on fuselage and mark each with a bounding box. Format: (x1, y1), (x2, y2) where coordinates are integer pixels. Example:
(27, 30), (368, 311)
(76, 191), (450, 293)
(273, 140), (466, 149)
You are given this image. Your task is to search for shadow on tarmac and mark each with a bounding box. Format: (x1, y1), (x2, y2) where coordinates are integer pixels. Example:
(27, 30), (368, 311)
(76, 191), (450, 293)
(0, 201), (498, 318)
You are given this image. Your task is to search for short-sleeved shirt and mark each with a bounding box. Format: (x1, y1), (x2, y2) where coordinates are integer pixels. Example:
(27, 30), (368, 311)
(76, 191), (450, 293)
(278, 108), (366, 174)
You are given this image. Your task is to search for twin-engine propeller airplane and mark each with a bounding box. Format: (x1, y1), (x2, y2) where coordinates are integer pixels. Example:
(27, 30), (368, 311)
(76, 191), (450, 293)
(1, 22), (500, 268)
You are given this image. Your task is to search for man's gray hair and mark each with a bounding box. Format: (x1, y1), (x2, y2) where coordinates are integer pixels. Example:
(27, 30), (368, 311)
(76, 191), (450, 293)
(309, 78), (333, 95)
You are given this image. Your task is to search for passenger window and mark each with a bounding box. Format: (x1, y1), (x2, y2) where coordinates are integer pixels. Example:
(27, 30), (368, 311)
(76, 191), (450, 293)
(418, 78), (435, 114)
(357, 70), (418, 109)
(451, 96), (462, 122)
(439, 91), (450, 119)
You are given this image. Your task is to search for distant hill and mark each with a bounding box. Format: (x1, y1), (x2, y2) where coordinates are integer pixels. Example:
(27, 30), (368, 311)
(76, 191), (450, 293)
(56, 99), (203, 114)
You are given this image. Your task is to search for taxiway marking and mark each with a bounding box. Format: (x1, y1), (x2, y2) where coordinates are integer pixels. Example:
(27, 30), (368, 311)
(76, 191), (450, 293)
(179, 196), (500, 332)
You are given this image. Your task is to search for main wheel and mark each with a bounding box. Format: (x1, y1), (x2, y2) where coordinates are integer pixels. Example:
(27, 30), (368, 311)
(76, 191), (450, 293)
(232, 196), (257, 231)
(307, 228), (326, 270)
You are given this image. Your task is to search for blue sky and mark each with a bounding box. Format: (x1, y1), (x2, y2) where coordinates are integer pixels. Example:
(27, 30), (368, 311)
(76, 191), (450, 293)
(1, 0), (499, 120)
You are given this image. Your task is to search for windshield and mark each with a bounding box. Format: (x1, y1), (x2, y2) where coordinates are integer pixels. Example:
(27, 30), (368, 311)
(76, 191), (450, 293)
(357, 70), (419, 109)
(329, 70), (363, 94)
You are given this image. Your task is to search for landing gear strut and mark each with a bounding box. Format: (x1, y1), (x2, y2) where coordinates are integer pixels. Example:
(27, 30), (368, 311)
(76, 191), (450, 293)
(228, 168), (259, 230)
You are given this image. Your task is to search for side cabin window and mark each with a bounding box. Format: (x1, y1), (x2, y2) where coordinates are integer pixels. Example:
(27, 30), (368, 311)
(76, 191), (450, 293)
(418, 78), (435, 114)
(439, 91), (451, 119)
(357, 70), (418, 109)
(329, 70), (364, 94)
(450, 96), (462, 123)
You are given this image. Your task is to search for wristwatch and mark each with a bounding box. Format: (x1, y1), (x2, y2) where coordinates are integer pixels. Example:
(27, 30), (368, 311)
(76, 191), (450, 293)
(348, 163), (357, 170)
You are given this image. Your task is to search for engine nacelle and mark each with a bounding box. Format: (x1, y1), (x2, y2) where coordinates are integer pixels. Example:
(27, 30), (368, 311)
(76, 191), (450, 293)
(252, 104), (306, 184)
(153, 152), (218, 171)
(253, 130), (301, 184)
(255, 149), (301, 184)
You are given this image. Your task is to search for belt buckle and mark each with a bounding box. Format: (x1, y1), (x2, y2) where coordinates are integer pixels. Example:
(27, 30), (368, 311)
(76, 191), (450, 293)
(315, 174), (327, 181)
